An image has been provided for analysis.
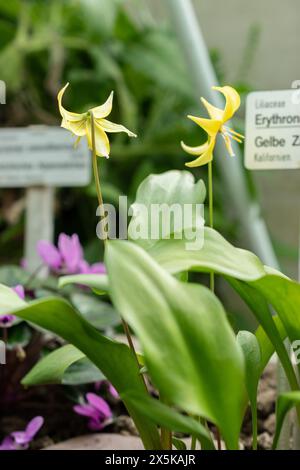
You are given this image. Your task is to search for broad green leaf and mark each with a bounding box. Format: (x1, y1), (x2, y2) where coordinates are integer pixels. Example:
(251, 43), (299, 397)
(7, 324), (31, 350)
(273, 392), (300, 449)
(0, 283), (26, 315)
(256, 315), (287, 372)
(253, 275), (300, 347)
(59, 274), (109, 294)
(12, 298), (161, 450)
(149, 227), (265, 281)
(22, 344), (105, 386)
(106, 240), (245, 449)
(128, 170), (206, 249)
(22, 345), (85, 386)
(229, 280), (299, 392)
(63, 357), (105, 385)
(237, 331), (261, 449)
(70, 293), (120, 329)
(123, 392), (215, 450)
(149, 228), (300, 391)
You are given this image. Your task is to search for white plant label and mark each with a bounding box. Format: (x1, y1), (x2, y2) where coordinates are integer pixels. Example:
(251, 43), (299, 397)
(0, 126), (91, 187)
(245, 89), (300, 170)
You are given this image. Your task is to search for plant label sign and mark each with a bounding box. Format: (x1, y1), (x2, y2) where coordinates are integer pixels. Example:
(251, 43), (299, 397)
(0, 126), (91, 187)
(245, 89), (300, 170)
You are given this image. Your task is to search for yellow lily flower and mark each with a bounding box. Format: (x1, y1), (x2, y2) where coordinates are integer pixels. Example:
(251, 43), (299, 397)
(57, 83), (137, 158)
(181, 86), (244, 167)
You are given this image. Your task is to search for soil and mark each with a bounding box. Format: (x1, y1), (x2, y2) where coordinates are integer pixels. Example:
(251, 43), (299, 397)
(0, 363), (277, 450)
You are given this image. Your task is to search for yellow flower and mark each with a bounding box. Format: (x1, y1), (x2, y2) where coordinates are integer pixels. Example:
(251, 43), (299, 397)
(57, 83), (137, 158)
(181, 86), (244, 167)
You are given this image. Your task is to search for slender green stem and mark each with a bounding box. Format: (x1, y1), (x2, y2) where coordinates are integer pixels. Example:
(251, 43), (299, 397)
(208, 161), (214, 229)
(190, 434), (196, 450)
(24, 263), (44, 289)
(89, 111), (147, 388)
(208, 161), (215, 292)
(208, 160), (222, 450)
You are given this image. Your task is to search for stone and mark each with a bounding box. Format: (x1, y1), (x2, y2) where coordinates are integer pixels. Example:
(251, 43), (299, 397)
(45, 433), (144, 450)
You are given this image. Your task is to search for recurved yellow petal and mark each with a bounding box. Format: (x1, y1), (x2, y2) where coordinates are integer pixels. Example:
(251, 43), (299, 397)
(180, 140), (209, 156)
(98, 118), (137, 137)
(200, 97), (224, 121)
(58, 83), (86, 123)
(86, 121), (110, 158)
(61, 117), (86, 136)
(212, 86), (241, 122)
(187, 115), (221, 136)
(90, 91), (114, 119)
(185, 138), (215, 168)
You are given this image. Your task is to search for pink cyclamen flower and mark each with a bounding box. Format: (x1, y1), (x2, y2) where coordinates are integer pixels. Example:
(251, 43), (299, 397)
(74, 393), (112, 431)
(0, 416), (44, 451)
(78, 260), (106, 275)
(13, 285), (25, 300)
(0, 285), (25, 328)
(37, 233), (106, 275)
(108, 383), (119, 399)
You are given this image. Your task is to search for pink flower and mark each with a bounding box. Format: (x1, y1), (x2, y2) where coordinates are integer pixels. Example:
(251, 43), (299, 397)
(0, 416), (44, 451)
(108, 383), (119, 399)
(58, 233), (83, 274)
(78, 260), (106, 275)
(0, 285), (25, 328)
(37, 233), (106, 275)
(74, 393), (112, 431)
(12, 285), (25, 300)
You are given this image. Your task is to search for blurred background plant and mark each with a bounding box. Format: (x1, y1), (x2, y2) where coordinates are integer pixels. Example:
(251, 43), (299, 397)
(0, 0), (259, 267)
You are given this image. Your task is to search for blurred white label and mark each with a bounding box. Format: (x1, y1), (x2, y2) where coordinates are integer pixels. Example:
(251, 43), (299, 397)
(0, 126), (91, 187)
(245, 90), (300, 170)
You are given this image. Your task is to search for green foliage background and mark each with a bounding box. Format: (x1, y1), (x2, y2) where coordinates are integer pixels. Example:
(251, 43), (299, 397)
(0, 0), (252, 265)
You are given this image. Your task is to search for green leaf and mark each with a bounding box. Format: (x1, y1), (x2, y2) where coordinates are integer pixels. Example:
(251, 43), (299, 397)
(237, 331), (261, 449)
(7, 324), (32, 350)
(128, 170), (206, 250)
(70, 292), (120, 329)
(273, 392), (300, 449)
(63, 357), (105, 385)
(229, 279), (299, 393)
(12, 298), (161, 450)
(255, 315), (287, 373)
(59, 274), (109, 294)
(22, 344), (85, 386)
(123, 392), (215, 450)
(149, 228), (300, 392)
(22, 344), (105, 386)
(0, 283), (26, 315)
(172, 437), (187, 450)
(106, 240), (245, 450)
(149, 227), (265, 281)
